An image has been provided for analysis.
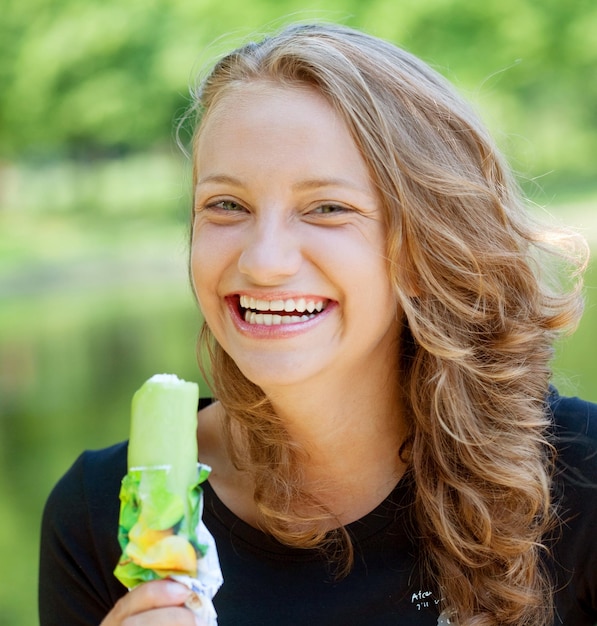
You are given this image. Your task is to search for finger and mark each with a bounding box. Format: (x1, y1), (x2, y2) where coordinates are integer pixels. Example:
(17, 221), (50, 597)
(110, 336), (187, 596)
(125, 606), (201, 626)
(107, 580), (192, 621)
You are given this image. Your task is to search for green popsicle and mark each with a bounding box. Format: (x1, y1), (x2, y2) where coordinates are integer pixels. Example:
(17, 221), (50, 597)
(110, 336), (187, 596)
(114, 373), (204, 587)
(128, 374), (199, 514)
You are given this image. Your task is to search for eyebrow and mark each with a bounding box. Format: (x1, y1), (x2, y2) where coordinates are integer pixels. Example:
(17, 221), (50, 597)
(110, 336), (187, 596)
(196, 174), (243, 187)
(292, 177), (370, 193)
(196, 174), (373, 195)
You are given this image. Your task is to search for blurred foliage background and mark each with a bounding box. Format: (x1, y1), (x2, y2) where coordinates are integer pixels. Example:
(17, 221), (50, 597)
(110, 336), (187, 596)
(1, 0), (596, 624)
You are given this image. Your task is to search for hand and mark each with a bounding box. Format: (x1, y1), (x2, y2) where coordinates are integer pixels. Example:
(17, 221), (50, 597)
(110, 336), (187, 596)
(100, 580), (205, 626)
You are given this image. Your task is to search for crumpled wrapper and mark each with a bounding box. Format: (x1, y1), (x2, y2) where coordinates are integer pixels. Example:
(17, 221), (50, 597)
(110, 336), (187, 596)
(114, 463), (223, 624)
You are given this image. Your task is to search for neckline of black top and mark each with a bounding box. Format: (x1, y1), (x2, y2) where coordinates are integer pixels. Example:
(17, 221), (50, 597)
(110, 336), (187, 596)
(201, 468), (415, 560)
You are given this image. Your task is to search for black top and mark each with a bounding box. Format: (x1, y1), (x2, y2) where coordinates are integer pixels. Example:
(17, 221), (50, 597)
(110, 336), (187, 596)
(39, 390), (597, 625)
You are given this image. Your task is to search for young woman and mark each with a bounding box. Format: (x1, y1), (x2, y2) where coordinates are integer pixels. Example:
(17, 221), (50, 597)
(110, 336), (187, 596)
(39, 23), (597, 626)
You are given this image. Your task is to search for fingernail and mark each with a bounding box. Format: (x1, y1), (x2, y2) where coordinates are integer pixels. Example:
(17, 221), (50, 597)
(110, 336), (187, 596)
(165, 580), (190, 600)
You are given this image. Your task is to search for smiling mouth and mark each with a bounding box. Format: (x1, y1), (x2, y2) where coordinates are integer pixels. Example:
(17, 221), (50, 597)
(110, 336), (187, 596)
(238, 295), (328, 326)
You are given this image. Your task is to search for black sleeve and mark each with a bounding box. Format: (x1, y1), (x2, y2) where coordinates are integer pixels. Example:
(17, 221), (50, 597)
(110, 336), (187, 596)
(39, 443), (128, 626)
(548, 391), (597, 623)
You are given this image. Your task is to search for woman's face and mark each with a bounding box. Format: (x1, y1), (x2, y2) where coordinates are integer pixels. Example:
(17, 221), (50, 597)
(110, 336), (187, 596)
(191, 82), (400, 391)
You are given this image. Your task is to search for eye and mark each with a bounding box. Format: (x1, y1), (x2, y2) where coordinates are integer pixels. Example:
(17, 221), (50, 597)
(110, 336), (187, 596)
(208, 199), (246, 212)
(310, 204), (349, 215)
(194, 197), (249, 223)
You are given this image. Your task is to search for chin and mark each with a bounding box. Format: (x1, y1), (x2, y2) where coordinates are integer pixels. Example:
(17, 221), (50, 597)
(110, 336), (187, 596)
(235, 356), (318, 392)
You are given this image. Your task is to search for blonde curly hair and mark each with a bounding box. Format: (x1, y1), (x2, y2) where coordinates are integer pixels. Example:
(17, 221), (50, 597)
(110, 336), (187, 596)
(188, 22), (587, 625)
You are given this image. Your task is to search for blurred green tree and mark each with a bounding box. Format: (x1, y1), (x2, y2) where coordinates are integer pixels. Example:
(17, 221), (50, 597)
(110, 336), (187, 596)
(362, 0), (597, 192)
(1, 0), (595, 186)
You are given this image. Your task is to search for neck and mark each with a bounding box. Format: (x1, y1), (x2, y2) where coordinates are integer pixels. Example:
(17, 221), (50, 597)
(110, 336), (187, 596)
(262, 362), (408, 524)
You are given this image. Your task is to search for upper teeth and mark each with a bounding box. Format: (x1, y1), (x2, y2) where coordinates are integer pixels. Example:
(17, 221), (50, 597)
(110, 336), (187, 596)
(239, 295), (326, 314)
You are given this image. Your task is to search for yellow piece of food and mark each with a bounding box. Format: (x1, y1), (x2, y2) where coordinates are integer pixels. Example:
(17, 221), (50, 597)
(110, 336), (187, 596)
(128, 522), (173, 552)
(126, 534), (198, 576)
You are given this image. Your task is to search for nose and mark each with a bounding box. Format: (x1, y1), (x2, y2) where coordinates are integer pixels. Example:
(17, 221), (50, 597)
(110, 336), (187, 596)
(237, 214), (302, 285)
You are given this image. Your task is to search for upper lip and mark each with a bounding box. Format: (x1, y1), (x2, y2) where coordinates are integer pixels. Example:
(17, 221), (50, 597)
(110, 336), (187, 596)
(236, 294), (329, 314)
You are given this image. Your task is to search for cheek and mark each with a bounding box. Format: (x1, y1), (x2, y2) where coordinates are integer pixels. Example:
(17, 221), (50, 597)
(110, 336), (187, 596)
(189, 244), (205, 306)
(346, 247), (398, 322)
(189, 227), (218, 307)
(190, 225), (238, 305)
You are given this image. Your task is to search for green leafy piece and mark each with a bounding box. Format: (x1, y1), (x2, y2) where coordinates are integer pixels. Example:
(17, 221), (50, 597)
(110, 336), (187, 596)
(135, 468), (185, 530)
(114, 464), (211, 588)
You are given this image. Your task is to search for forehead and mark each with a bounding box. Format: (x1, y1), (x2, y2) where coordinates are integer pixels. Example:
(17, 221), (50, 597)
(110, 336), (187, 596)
(194, 81), (372, 182)
(198, 80), (338, 138)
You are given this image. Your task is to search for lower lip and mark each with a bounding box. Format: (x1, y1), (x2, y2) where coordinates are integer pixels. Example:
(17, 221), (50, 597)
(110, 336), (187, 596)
(226, 297), (336, 338)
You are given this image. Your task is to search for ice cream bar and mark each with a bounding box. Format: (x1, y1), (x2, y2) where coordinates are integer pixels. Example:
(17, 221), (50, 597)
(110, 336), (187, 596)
(115, 374), (205, 586)
(114, 374), (223, 623)
(128, 374), (199, 518)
